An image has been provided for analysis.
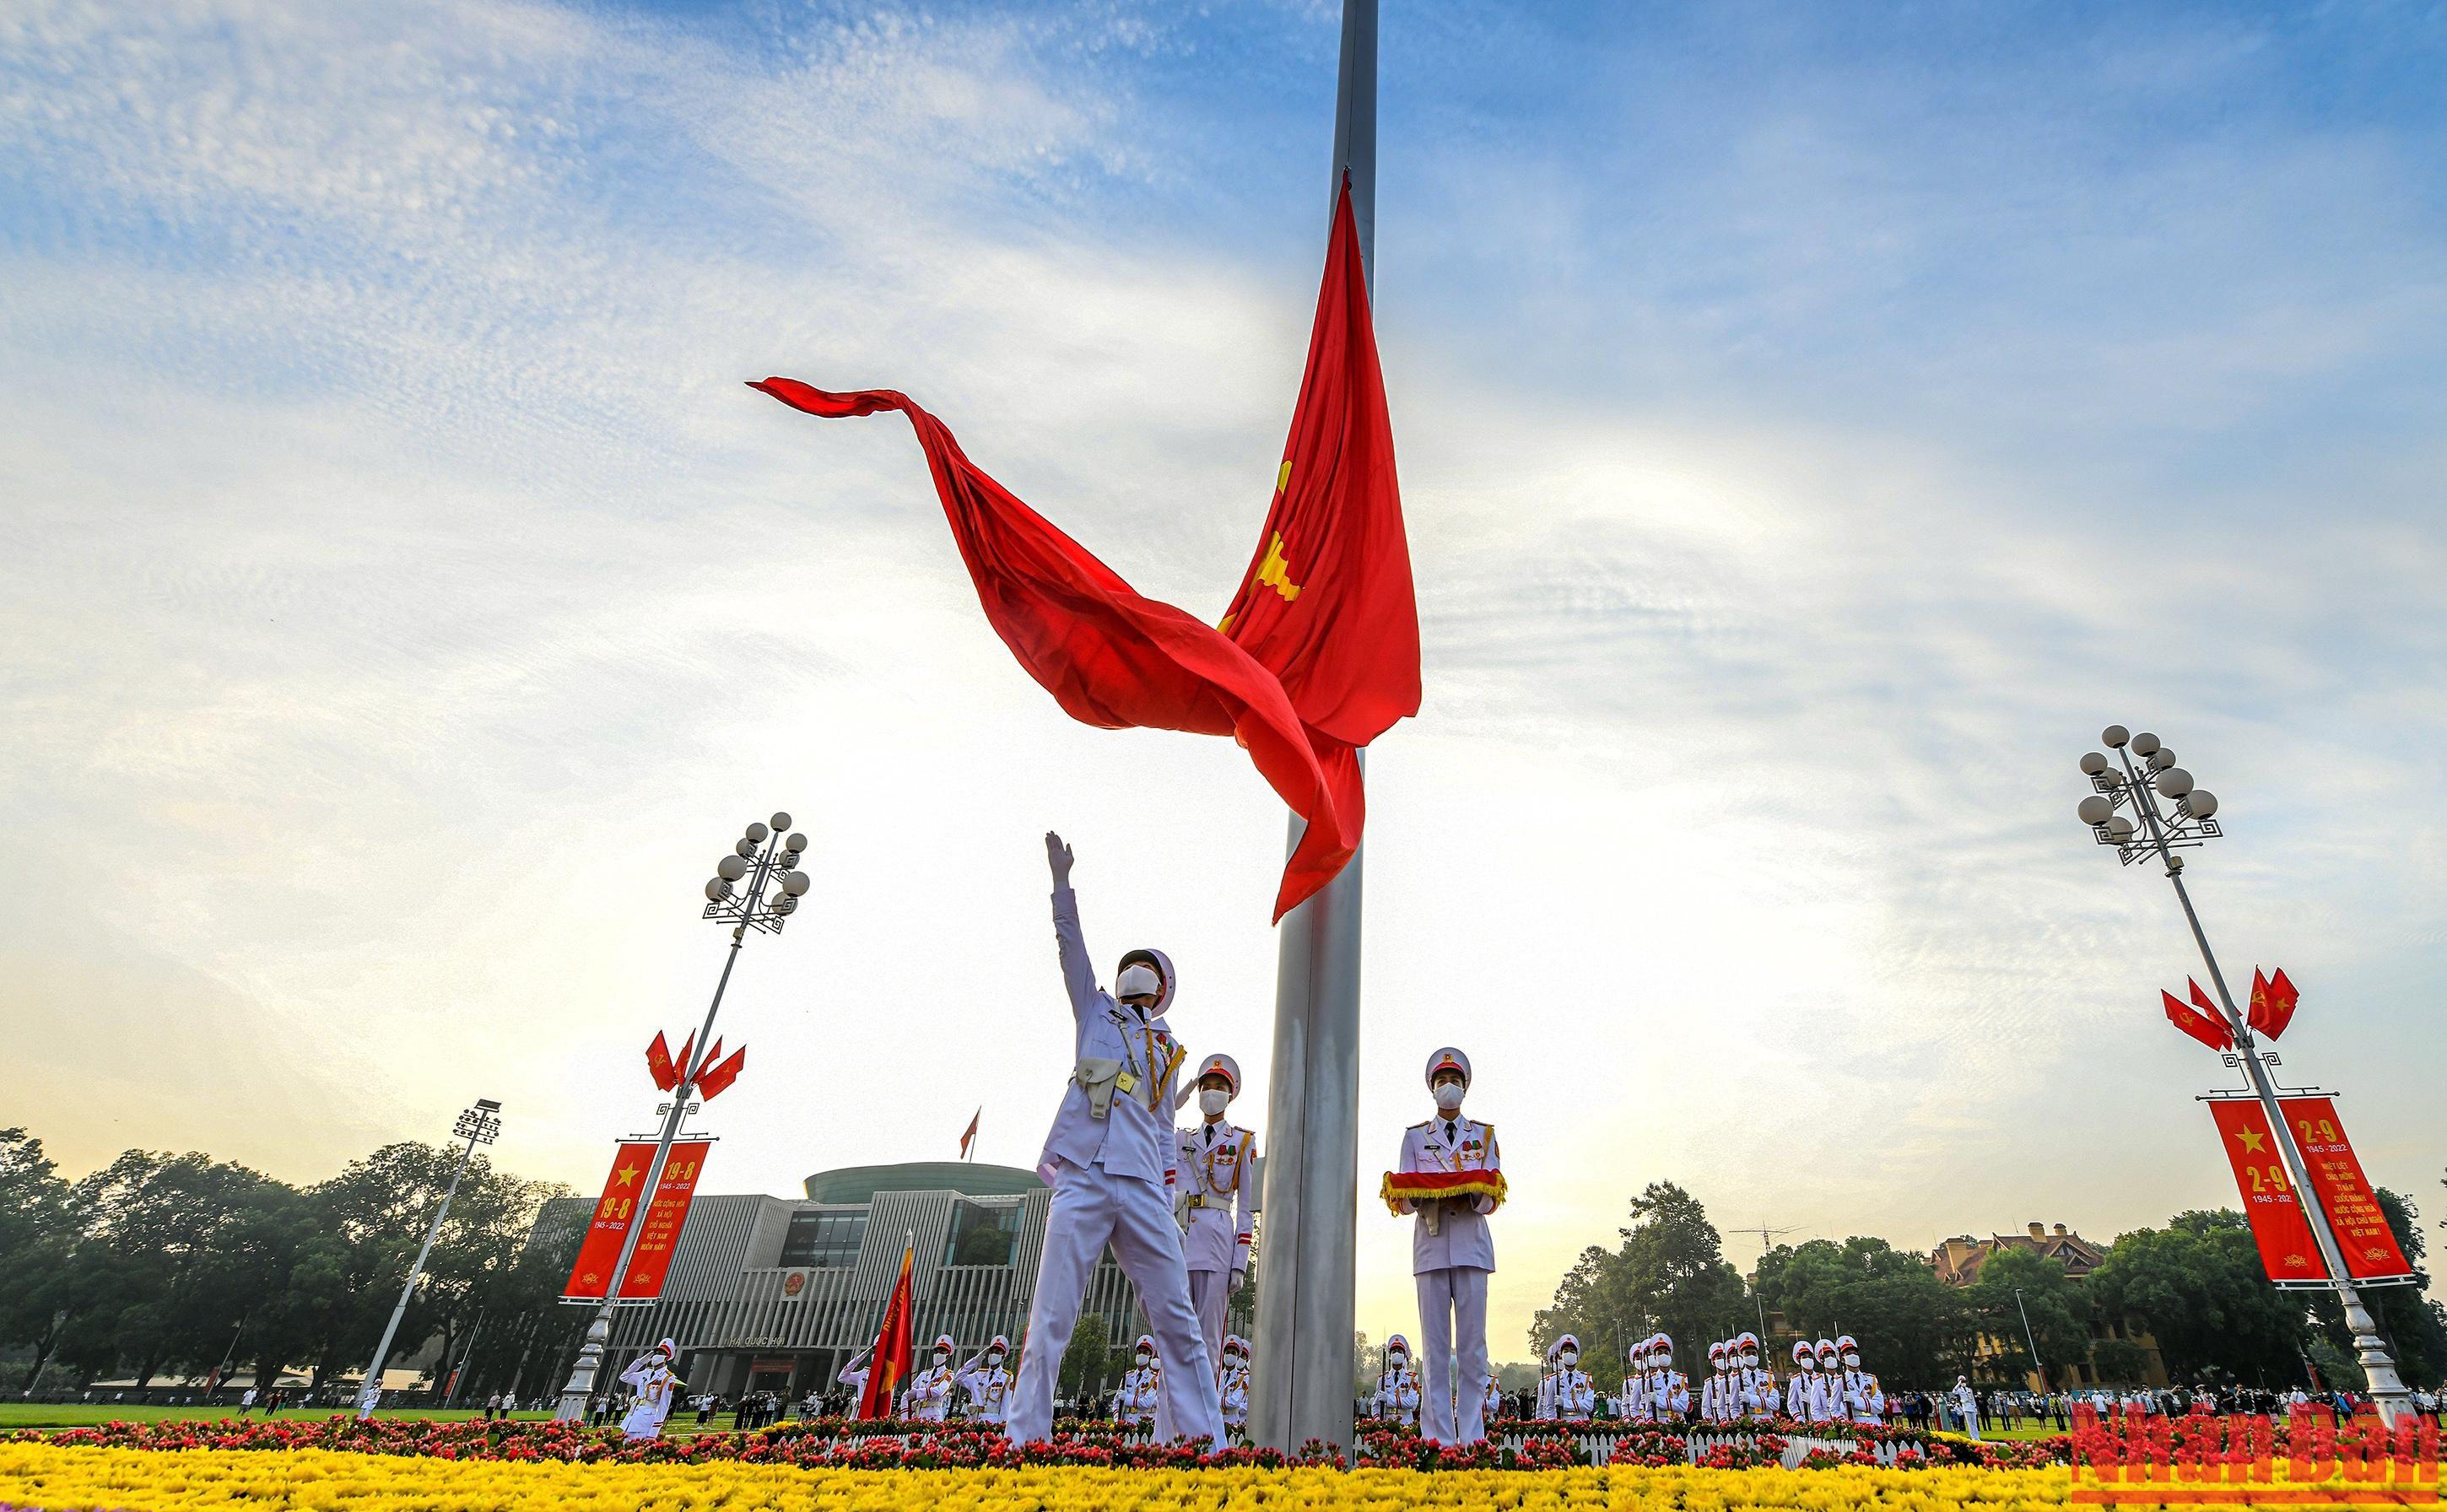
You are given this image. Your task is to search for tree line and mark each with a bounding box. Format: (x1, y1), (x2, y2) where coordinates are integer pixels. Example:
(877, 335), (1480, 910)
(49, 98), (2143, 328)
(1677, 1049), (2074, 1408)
(1530, 1179), (2447, 1394)
(0, 1127), (586, 1399)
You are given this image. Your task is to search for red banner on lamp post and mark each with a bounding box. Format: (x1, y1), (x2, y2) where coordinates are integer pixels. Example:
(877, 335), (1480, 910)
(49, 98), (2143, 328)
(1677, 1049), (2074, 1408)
(561, 1140), (712, 1300)
(2207, 1101), (2325, 1285)
(2278, 1096), (2414, 1282)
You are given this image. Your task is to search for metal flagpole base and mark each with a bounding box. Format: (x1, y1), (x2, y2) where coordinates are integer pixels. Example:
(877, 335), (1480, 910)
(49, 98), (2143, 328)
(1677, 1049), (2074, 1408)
(554, 1313), (611, 1423)
(2343, 1293), (2414, 1428)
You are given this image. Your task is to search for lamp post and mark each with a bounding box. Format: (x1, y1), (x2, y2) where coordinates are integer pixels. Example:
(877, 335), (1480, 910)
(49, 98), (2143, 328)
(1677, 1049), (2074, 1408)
(553, 812), (808, 1423)
(356, 1099), (502, 1419)
(2012, 1287), (2045, 1391)
(2073, 725), (2412, 1427)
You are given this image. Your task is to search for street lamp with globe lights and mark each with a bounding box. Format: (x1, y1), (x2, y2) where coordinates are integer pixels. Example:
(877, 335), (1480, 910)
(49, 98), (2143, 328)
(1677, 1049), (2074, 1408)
(355, 1099), (501, 1419)
(2074, 726), (2411, 1426)
(554, 813), (808, 1423)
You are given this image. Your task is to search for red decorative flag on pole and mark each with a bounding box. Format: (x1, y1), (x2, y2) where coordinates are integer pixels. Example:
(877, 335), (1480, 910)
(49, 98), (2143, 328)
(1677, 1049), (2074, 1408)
(697, 1046), (747, 1101)
(1222, 177), (1422, 913)
(2279, 1097), (2413, 1281)
(858, 1239), (916, 1420)
(645, 1032), (678, 1092)
(959, 1108), (980, 1160)
(750, 379), (1346, 919)
(2207, 1101), (2325, 1284)
(672, 1030), (696, 1088)
(2161, 988), (2234, 1051)
(2250, 968), (2299, 1041)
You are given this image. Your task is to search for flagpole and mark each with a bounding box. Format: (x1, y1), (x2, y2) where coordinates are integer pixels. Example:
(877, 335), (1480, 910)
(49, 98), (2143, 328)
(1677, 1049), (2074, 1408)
(1250, 0), (1375, 1458)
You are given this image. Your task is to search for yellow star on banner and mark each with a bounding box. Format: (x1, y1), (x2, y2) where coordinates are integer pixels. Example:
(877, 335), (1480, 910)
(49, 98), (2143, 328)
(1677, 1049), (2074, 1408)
(2235, 1126), (2266, 1153)
(615, 1163), (643, 1185)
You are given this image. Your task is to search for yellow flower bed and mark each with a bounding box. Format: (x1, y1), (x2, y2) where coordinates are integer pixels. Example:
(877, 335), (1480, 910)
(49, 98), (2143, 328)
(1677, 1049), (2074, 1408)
(0, 1441), (2085, 1511)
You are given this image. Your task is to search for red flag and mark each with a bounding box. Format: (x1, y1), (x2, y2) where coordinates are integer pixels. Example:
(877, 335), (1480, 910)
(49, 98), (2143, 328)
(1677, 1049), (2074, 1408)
(2162, 988), (2234, 1051)
(1223, 179), (1421, 912)
(672, 1030), (696, 1089)
(858, 1240), (916, 1420)
(695, 1038), (723, 1086)
(752, 379), (1346, 921)
(959, 1107), (980, 1159)
(697, 1045), (746, 1100)
(2250, 968), (2299, 1041)
(645, 1032), (678, 1092)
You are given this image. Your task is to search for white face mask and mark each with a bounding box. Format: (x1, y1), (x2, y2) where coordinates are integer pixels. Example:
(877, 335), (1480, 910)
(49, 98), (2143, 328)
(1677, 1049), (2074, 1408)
(1433, 1083), (1465, 1111)
(1199, 1088), (1229, 1116)
(1844, 1353), (1860, 1367)
(934, 1350), (948, 1365)
(1559, 1350), (1577, 1367)
(1136, 1353), (1152, 1367)
(987, 1352), (1004, 1367)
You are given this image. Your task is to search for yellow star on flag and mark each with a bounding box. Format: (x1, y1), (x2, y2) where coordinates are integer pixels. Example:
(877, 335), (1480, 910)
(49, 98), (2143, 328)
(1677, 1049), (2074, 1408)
(615, 1163), (643, 1185)
(2235, 1126), (2266, 1153)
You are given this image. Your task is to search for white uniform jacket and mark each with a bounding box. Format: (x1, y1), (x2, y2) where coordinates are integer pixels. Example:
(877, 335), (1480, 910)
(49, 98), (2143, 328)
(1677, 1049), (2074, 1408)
(1112, 1364), (1160, 1424)
(1785, 1371), (1814, 1420)
(617, 1358), (678, 1439)
(954, 1355), (1013, 1426)
(1175, 1120), (1256, 1274)
(1483, 1374), (1504, 1424)
(1391, 1117), (1500, 1274)
(905, 1362), (956, 1422)
(1375, 1366), (1422, 1424)
(1036, 888), (1184, 1190)
(1612, 1374), (1649, 1422)
(1538, 1369), (1592, 1421)
(1219, 1363), (1251, 1428)
(1843, 1369), (1884, 1424)
(1647, 1369), (1688, 1419)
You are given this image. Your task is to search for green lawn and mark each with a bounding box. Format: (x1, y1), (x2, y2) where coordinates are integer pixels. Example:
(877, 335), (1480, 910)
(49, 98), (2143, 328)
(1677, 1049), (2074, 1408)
(0, 1405), (557, 1430)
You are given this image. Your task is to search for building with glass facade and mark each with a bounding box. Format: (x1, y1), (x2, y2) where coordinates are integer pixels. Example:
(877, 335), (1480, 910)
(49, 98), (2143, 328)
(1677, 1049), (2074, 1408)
(540, 1162), (1157, 1401)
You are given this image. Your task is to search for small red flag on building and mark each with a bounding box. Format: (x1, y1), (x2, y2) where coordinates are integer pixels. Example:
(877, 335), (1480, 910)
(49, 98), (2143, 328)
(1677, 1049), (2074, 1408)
(2162, 987), (2233, 1051)
(959, 1108), (980, 1160)
(697, 1045), (747, 1100)
(857, 1239), (917, 1420)
(645, 1032), (678, 1092)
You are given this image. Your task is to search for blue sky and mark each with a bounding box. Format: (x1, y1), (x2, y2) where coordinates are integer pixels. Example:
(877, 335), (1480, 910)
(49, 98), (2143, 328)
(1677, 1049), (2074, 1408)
(4, 0), (2444, 1357)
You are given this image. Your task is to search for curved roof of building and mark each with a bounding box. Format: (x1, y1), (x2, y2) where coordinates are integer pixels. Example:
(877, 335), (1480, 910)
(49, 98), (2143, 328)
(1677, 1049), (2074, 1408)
(802, 1161), (1045, 1204)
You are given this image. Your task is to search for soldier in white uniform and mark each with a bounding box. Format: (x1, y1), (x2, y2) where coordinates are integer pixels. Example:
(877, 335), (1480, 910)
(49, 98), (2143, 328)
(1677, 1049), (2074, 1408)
(903, 1335), (958, 1422)
(1835, 1335), (1884, 1425)
(616, 1339), (680, 1440)
(953, 1335), (1014, 1428)
(1645, 1333), (1689, 1423)
(1540, 1334), (1593, 1422)
(1389, 1046), (1504, 1445)
(1370, 1335), (1422, 1426)
(1482, 1369), (1503, 1428)
(1217, 1336), (1251, 1439)
(1791, 1341), (1830, 1418)
(1737, 1333), (1776, 1421)
(1175, 1052), (1256, 1382)
(1111, 1335), (1161, 1426)
(1006, 834), (1223, 1447)
(1612, 1341), (1650, 1422)
(1949, 1374), (1981, 1439)
(1812, 1339), (1845, 1423)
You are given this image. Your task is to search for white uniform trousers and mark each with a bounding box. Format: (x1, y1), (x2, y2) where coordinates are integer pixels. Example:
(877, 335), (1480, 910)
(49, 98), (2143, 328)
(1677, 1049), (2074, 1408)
(1008, 1158), (1222, 1446)
(1415, 1266), (1489, 1445)
(1187, 1269), (1229, 1381)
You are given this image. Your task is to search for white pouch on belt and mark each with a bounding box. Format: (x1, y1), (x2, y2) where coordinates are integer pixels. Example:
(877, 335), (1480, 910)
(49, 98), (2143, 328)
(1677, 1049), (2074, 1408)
(1074, 1058), (1126, 1120)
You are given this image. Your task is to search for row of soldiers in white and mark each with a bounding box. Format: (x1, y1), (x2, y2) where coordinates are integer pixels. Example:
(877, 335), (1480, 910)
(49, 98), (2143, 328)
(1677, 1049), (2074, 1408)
(839, 1334), (1016, 1426)
(1369, 1335), (1504, 1430)
(1502, 1331), (1883, 1425)
(1114, 1333), (1252, 1436)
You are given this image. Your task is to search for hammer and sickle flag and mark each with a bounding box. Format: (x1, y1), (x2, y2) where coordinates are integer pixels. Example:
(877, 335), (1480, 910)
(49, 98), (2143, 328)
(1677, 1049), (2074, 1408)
(1221, 177), (1422, 915)
(752, 181), (1415, 920)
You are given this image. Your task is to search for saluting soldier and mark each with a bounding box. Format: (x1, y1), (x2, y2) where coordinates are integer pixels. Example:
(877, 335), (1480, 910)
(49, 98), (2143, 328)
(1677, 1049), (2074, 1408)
(1006, 834), (1222, 1447)
(1389, 1047), (1504, 1446)
(1835, 1335), (1884, 1424)
(953, 1336), (1015, 1428)
(1176, 1052), (1257, 1380)
(617, 1340), (680, 1441)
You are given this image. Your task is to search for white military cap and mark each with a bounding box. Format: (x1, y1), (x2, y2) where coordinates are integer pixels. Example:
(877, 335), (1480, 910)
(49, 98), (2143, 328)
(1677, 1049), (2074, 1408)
(1424, 1046), (1472, 1088)
(1196, 1053), (1241, 1095)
